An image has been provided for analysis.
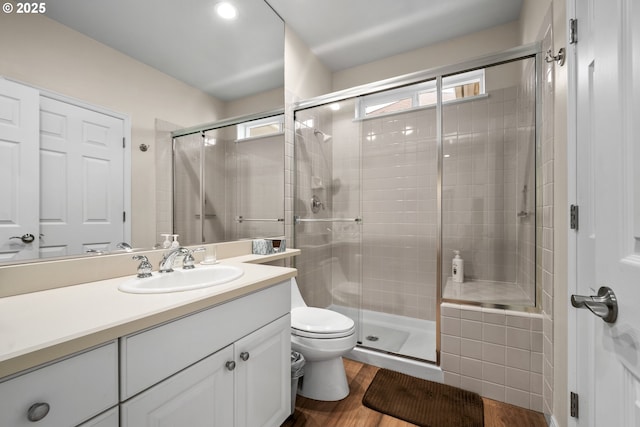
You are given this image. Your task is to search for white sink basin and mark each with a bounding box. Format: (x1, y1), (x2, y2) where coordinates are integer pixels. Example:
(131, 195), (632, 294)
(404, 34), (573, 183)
(119, 264), (244, 294)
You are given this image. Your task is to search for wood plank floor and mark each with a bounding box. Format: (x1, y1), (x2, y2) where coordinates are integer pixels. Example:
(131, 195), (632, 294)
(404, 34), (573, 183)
(281, 358), (547, 427)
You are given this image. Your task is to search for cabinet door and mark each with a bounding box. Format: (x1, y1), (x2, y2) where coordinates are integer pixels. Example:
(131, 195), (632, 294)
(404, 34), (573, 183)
(78, 407), (118, 427)
(121, 345), (234, 427)
(235, 314), (291, 427)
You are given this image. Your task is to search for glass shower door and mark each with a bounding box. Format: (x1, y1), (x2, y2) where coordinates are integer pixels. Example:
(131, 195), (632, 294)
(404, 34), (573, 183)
(293, 99), (364, 345)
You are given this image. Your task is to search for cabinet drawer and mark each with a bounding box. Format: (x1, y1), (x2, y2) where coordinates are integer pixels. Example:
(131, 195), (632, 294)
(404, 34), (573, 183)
(0, 342), (118, 427)
(120, 280), (290, 399)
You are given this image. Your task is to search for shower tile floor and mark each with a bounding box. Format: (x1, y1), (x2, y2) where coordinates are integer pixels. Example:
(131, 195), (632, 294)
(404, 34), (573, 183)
(443, 277), (534, 306)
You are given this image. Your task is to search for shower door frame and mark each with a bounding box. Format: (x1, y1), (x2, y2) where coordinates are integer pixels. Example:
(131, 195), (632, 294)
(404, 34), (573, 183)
(292, 43), (543, 364)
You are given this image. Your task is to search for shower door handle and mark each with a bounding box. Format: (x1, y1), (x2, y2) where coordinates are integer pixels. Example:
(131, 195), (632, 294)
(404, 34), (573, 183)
(571, 286), (618, 323)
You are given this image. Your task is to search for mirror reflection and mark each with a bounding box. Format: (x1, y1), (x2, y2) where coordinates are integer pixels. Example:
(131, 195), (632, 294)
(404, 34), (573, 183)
(0, 0), (284, 265)
(172, 115), (285, 246)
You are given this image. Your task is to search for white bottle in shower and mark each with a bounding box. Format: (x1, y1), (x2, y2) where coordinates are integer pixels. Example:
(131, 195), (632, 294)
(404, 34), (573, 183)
(452, 250), (464, 283)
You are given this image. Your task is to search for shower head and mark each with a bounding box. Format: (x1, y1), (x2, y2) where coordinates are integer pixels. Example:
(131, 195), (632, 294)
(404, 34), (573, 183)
(313, 129), (332, 142)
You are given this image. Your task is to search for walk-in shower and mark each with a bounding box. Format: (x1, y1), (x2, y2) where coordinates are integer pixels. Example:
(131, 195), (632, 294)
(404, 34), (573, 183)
(293, 46), (540, 368)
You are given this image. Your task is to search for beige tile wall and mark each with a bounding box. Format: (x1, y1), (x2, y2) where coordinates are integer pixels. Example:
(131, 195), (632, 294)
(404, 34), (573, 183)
(441, 302), (544, 411)
(356, 108), (438, 321)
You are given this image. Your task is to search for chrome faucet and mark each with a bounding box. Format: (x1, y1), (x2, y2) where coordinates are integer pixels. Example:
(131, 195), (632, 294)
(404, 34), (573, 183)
(117, 242), (133, 252)
(159, 247), (190, 273)
(183, 247), (205, 269)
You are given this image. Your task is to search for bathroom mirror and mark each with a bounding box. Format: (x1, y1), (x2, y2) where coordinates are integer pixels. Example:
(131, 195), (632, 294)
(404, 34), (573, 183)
(0, 0), (284, 265)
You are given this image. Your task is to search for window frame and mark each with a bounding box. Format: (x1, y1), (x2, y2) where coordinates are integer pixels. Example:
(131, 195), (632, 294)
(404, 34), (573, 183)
(356, 69), (485, 119)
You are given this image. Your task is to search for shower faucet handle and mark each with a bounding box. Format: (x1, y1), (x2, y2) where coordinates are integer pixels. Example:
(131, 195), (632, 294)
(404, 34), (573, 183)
(311, 195), (325, 213)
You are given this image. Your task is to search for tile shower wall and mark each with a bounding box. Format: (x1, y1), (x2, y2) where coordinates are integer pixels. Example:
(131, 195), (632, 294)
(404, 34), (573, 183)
(539, 24), (555, 416)
(225, 132), (285, 241)
(355, 109), (438, 321)
(294, 102), (439, 322)
(441, 302), (544, 411)
(293, 105), (337, 308)
(442, 74), (536, 304)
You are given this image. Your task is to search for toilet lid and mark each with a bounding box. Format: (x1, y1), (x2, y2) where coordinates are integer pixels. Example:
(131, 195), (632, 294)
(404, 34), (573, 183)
(291, 307), (355, 336)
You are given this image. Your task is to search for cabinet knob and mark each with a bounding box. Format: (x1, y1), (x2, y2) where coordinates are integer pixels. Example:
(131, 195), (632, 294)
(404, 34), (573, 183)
(225, 361), (236, 371)
(27, 402), (50, 422)
(240, 352), (250, 361)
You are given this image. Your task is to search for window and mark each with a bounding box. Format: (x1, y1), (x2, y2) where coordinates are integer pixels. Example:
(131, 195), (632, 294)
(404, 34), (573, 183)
(357, 69), (485, 119)
(236, 115), (284, 140)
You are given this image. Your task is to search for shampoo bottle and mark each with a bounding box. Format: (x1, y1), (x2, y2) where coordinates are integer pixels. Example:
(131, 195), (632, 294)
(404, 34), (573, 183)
(452, 250), (464, 283)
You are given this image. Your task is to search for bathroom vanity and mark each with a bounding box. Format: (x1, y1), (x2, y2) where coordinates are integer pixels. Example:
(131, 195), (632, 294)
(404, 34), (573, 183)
(0, 247), (298, 426)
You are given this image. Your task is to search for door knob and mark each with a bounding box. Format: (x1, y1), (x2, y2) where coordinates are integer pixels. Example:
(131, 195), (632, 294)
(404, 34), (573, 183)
(571, 286), (618, 323)
(9, 233), (35, 243)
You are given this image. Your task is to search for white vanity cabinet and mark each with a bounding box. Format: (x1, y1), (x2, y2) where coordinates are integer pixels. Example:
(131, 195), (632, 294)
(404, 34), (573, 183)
(120, 345), (235, 425)
(78, 408), (119, 427)
(120, 281), (291, 427)
(233, 314), (291, 427)
(0, 342), (118, 427)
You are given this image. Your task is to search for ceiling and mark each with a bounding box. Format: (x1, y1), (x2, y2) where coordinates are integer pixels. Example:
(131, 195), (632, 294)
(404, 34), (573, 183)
(44, 0), (523, 101)
(268, 0), (524, 71)
(44, 0), (284, 101)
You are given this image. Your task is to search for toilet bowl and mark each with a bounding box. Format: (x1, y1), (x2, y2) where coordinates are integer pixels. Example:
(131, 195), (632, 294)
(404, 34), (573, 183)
(290, 278), (357, 401)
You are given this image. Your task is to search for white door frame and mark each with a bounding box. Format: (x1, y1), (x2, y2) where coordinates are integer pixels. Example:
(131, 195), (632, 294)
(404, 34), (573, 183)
(567, 0), (579, 425)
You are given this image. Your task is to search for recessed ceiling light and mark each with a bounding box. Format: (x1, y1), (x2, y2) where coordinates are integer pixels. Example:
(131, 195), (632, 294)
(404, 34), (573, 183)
(215, 2), (238, 20)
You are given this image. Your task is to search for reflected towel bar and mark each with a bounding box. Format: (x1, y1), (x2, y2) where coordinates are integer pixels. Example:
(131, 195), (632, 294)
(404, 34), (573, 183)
(235, 216), (284, 223)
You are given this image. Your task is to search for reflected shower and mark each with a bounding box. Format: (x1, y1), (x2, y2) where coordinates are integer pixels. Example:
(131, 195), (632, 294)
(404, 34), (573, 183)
(313, 129), (332, 142)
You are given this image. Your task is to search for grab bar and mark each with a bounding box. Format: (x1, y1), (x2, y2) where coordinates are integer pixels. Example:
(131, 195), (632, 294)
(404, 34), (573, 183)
(235, 216), (284, 223)
(294, 216), (362, 224)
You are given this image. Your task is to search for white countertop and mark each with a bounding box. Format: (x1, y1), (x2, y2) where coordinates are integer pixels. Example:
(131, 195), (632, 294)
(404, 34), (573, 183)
(0, 257), (297, 378)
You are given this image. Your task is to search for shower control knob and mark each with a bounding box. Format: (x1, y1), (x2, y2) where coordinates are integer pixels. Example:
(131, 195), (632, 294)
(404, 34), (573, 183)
(225, 361), (236, 371)
(240, 352), (250, 361)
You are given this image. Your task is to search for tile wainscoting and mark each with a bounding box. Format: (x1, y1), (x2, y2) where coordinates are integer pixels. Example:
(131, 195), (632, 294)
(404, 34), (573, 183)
(440, 302), (543, 411)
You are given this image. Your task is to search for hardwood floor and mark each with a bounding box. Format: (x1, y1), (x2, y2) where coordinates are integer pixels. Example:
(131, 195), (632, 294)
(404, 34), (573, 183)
(281, 358), (547, 427)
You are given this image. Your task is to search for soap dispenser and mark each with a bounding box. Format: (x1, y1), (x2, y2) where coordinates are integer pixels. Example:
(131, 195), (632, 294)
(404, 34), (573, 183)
(452, 250), (464, 283)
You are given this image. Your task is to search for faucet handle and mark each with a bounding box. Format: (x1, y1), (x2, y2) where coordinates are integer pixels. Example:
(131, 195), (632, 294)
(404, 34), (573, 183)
(132, 255), (153, 278)
(183, 247), (205, 270)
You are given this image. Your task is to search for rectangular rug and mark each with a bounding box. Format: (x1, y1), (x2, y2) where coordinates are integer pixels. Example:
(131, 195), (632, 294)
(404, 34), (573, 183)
(362, 368), (484, 427)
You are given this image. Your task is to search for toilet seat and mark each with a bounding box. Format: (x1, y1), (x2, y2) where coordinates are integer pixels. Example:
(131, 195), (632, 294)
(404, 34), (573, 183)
(291, 307), (355, 339)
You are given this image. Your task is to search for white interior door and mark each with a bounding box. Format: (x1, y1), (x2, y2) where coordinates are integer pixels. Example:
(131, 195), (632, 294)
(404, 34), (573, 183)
(39, 96), (125, 257)
(574, 0), (640, 425)
(0, 79), (39, 261)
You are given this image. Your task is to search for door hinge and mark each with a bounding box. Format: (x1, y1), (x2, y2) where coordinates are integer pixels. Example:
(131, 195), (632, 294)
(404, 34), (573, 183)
(123, 211), (126, 223)
(570, 204), (579, 230)
(570, 391), (579, 418)
(123, 137), (126, 148)
(569, 19), (578, 44)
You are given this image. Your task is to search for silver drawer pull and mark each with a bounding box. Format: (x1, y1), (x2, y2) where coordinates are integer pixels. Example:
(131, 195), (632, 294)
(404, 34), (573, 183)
(240, 351), (250, 361)
(225, 361), (236, 371)
(27, 402), (50, 422)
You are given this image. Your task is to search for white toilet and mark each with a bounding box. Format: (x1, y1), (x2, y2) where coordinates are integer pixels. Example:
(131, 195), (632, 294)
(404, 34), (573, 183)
(290, 278), (357, 401)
